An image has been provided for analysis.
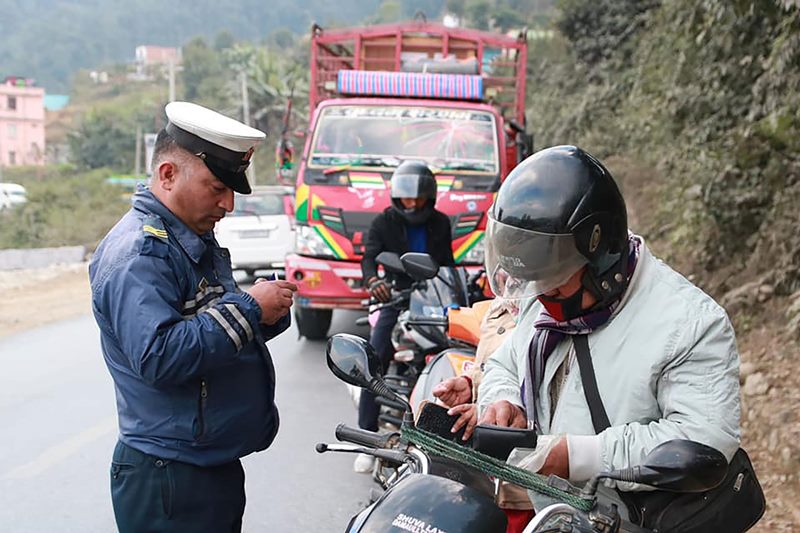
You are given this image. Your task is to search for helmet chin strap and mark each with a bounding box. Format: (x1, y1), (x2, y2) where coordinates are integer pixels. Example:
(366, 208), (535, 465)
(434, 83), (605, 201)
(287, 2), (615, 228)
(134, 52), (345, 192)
(538, 253), (630, 322)
(581, 253), (629, 308)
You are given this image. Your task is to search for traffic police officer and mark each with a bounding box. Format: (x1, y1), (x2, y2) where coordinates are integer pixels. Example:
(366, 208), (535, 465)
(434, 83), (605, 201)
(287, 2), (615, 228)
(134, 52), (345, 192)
(89, 102), (297, 532)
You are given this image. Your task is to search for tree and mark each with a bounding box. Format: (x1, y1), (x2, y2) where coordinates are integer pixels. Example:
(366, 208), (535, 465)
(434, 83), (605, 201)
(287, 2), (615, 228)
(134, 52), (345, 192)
(68, 111), (136, 170)
(465, 0), (492, 29)
(181, 37), (230, 104)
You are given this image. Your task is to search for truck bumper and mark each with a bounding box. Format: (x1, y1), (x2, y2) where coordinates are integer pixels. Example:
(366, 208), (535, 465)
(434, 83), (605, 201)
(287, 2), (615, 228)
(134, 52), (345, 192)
(285, 253), (368, 310)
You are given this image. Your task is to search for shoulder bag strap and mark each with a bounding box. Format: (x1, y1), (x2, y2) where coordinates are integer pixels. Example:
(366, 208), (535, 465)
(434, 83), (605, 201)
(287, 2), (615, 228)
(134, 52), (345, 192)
(573, 334), (611, 433)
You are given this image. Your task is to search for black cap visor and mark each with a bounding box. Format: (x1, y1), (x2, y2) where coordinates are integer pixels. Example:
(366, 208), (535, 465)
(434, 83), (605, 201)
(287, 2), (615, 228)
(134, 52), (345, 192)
(166, 122), (253, 194)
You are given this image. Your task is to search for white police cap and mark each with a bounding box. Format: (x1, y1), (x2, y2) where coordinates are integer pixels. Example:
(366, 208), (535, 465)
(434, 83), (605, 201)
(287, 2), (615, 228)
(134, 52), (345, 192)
(164, 101), (266, 194)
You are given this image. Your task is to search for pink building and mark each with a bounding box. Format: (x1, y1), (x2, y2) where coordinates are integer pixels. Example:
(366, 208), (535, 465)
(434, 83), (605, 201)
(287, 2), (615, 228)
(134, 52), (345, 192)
(0, 77), (45, 166)
(135, 45), (181, 67)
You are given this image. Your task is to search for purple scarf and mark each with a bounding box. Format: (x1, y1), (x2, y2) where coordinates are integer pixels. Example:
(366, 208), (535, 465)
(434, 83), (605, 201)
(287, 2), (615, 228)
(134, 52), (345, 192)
(522, 235), (641, 428)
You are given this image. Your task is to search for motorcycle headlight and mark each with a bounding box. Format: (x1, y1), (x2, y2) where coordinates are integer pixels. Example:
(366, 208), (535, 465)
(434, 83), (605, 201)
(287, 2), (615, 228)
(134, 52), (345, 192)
(295, 225), (337, 258)
(461, 237), (486, 264)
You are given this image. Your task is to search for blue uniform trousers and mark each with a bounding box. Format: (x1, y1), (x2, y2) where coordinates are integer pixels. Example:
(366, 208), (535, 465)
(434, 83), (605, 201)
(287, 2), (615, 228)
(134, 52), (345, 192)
(110, 440), (245, 533)
(358, 306), (400, 431)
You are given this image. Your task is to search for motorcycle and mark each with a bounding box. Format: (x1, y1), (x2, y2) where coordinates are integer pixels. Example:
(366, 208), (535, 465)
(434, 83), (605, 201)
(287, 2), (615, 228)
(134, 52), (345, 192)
(359, 251), (485, 427)
(318, 333), (731, 533)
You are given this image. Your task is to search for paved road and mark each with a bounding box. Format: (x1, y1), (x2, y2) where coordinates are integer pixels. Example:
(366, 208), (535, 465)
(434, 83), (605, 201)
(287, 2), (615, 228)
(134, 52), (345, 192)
(0, 308), (375, 532)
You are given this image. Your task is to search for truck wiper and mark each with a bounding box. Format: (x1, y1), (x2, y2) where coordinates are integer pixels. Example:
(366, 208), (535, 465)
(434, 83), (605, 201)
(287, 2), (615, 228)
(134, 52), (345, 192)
(358, 156), (402, 168)
(438, 161), (493, 172)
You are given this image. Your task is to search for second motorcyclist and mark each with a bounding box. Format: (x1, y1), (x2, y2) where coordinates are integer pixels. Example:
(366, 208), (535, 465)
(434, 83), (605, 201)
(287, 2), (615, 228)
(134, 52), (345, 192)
(355, 160), (454, 472)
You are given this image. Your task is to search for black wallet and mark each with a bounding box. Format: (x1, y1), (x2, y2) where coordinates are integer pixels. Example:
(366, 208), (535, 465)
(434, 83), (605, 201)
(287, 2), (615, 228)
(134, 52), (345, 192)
(471, 424), (538, 460)
(415, 401), (469, 444)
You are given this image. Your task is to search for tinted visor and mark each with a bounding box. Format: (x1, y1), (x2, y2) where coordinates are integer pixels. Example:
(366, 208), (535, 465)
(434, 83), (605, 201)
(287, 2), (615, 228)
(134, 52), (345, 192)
(485, 214), (587, 299)
(391, 173), (435, 200)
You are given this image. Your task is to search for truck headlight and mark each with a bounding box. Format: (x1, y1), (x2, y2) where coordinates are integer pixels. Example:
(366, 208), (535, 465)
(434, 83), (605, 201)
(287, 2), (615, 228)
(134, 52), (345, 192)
(295, 225), (336, 258)
(461, 238), (485, 264)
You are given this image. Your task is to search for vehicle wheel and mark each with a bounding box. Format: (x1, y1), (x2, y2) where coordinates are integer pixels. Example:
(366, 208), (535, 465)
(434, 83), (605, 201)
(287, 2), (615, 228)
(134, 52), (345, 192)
(243, 269), (256, 279)
(296, 308), (332, 340)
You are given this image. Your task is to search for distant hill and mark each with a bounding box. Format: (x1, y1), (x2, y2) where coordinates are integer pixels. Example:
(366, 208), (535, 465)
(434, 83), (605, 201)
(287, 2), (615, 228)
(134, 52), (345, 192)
(0, 0), (407, 92)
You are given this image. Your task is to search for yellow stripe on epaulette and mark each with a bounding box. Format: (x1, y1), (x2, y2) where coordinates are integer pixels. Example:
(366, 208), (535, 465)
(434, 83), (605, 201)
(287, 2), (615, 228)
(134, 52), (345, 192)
(143, 225), (168, 239)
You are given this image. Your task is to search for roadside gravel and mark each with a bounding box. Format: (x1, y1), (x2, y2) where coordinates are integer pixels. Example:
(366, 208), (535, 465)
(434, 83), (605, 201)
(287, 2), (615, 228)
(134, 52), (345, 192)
(0, 263), (91, 338)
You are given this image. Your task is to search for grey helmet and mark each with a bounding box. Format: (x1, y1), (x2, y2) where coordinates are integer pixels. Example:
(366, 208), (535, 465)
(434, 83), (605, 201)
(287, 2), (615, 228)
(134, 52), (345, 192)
(390, 161), (437, 225)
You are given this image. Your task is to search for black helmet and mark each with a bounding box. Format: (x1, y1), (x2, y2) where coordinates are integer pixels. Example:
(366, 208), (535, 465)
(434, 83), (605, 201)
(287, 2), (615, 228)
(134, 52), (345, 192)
(390, 161), (437, 225)
(485, 145), (628, 303)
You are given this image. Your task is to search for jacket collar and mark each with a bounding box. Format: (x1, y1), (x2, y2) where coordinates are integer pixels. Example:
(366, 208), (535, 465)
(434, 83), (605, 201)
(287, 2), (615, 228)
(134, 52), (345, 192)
(132, 188), (210, 264)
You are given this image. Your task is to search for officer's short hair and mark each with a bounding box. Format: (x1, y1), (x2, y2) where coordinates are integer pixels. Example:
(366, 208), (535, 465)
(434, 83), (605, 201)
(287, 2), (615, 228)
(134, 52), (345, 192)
(151, 129), (193, 175)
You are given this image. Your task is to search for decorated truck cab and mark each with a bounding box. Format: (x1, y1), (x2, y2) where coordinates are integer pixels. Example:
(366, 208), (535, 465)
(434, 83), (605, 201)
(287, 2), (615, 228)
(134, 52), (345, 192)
(285, 21), (530, 339)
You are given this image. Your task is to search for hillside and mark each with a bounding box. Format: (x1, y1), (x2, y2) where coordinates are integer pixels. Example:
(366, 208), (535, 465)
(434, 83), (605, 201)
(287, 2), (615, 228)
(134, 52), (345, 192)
(0, 0), (390, 91)
(522, 1), (799, 529)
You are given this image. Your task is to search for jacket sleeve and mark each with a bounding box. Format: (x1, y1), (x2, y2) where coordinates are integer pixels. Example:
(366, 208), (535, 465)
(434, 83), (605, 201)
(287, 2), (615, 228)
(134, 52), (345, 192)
(96, 251), (265, 388)
(477, 329), (526, 413)
(361, 214), (385, 284)
(259, 312), (291, 340)
(588, 309), (741, 485)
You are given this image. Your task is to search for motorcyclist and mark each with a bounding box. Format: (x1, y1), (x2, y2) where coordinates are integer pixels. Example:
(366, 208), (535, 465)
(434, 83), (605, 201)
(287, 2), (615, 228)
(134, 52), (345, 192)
(476, 145), (740, 518)
(356, 160), (454, 472)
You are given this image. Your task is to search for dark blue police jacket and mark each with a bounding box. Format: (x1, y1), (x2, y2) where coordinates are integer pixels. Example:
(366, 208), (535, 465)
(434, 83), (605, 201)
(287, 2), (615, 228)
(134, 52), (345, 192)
(89, 189), (287, 466)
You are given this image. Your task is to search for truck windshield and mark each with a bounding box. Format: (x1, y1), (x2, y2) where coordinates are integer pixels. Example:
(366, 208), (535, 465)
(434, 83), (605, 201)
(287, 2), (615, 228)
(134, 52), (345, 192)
(309, 105), (498, 174)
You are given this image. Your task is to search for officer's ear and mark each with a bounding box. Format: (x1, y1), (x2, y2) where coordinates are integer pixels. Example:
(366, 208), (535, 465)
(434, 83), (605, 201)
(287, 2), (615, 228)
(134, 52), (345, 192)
(155, 160), (179, 191)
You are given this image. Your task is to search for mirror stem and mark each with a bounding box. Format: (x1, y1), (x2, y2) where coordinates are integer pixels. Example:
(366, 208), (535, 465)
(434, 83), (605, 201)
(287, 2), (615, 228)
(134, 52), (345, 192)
(581, 467), (638, 498)
(368, 377), (414, 426)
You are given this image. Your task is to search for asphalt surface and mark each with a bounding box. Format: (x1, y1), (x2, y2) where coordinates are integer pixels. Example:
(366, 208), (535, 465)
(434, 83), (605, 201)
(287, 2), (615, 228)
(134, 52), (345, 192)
(0, 306), (376, 532)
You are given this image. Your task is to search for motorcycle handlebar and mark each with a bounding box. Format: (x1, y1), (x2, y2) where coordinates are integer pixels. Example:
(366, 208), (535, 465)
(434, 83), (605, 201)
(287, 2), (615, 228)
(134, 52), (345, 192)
(335, 424), (398, 449)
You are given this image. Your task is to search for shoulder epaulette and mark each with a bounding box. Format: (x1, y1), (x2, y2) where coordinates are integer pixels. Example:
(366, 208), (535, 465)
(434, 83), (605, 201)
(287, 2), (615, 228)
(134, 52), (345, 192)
(142, 215), (168, 241)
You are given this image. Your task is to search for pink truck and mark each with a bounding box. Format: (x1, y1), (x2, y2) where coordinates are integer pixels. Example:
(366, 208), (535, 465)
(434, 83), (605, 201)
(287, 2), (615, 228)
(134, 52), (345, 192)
(284, 21), (531, 339)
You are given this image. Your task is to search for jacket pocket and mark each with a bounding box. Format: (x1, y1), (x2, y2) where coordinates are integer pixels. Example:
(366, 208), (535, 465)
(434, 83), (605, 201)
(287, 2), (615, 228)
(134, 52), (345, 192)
(192, 378), (208, 440)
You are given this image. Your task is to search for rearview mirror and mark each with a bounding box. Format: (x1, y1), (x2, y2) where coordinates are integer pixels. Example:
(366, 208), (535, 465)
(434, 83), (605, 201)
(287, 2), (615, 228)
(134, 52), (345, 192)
(588, 440), (728, 495)
(400, 252), (439, 281)
(325, 334), (381, 389)
(326, 333), (412, 422)
(376, 251), (404, 274)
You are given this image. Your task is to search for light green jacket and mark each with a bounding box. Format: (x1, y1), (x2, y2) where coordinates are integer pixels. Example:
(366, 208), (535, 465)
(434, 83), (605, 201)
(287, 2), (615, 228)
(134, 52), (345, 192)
(478, 240), (741, 484)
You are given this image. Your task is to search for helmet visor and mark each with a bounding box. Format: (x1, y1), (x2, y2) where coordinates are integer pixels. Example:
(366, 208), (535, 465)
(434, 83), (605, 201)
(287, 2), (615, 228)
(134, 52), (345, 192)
(391, 173), (436, 200)
(485, 215), (587, 299)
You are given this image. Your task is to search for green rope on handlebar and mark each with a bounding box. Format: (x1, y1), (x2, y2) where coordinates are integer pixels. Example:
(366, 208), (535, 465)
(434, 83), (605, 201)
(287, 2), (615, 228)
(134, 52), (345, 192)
(401, 424), (594, 512)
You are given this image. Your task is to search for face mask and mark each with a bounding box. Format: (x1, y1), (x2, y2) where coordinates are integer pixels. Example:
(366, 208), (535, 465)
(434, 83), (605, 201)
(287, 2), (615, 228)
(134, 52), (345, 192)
(537, 287), (585, 322)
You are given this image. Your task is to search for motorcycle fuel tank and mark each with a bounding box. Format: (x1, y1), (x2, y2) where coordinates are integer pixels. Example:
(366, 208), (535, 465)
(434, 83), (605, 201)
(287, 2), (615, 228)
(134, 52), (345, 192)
(352, 473), (506, 532)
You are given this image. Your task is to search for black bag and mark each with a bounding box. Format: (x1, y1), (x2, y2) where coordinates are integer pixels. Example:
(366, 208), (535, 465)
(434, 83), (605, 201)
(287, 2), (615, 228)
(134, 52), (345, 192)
(572, 335), (766, 532)
(623, 448), (765, 532)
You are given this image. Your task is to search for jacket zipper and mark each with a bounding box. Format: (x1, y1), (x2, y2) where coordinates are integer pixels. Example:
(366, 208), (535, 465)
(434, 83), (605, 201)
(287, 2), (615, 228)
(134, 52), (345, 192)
(196, 378), (208, 439)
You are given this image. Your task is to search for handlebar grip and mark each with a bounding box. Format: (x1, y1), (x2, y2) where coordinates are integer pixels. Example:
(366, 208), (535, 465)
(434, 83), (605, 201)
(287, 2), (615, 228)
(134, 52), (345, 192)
(335, 423), (395, 449)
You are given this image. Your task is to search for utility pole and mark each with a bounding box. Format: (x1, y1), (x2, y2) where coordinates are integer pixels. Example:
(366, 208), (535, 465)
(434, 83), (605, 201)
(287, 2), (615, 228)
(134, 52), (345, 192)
(168, 60), (176, 102)
(240, 70), (256, 186)
(168, 60), (176, 103)
(134, 126), (142, 177)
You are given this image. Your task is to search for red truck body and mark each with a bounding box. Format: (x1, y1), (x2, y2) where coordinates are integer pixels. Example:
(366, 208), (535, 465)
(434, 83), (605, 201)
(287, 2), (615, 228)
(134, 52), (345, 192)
(285, 21), (529, 339)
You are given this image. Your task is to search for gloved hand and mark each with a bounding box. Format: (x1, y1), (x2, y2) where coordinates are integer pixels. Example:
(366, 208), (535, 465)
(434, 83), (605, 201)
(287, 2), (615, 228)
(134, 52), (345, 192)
(367, 277), (391, 303)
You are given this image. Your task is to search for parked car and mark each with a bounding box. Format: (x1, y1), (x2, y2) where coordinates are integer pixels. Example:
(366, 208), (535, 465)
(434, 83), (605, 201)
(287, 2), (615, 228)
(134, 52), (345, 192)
(0, 183), (27, 210)
(214, 185), (295, 278)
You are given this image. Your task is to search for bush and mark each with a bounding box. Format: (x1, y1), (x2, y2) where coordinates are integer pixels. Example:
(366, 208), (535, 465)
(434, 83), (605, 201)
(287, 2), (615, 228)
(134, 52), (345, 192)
(0, 166), (130, 250)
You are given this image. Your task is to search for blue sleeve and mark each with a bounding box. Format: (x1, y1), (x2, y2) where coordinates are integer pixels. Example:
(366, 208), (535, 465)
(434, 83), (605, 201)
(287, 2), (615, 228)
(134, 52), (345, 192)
(96, 252), (263, 387)
(259, 312), (291, 340)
